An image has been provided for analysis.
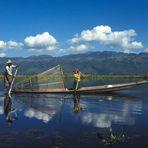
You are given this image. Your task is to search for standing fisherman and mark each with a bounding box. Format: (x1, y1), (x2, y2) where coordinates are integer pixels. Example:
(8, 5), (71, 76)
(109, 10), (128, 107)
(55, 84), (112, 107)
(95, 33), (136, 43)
(3, 60), (18, 92)
(73, 68), (82, 91)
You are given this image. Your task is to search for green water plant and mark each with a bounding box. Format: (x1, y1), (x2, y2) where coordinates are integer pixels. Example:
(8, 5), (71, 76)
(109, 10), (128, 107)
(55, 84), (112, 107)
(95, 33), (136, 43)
(97, 127), (126, 148)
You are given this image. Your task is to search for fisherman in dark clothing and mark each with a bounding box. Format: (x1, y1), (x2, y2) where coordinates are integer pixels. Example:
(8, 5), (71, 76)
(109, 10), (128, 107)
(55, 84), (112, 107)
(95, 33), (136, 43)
(3, 59), (17, 92)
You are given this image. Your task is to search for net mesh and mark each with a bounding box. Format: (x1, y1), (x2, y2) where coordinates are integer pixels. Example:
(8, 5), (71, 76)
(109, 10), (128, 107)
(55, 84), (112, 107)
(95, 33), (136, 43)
(14, 65), (65, 91)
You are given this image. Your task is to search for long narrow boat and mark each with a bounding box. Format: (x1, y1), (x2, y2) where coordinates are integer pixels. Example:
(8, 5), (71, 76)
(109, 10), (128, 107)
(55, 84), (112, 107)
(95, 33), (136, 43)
(12, 65), (148, 94)
(13, 80), (148, 94)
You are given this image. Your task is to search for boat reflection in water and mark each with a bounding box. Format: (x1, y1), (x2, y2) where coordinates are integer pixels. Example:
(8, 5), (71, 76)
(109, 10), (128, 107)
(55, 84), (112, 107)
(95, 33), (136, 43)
(3, 94), (18, 125)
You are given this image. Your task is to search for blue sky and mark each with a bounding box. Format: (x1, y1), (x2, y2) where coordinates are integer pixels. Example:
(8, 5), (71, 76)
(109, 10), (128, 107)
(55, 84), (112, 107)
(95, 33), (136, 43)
(0, 0), (148, 57)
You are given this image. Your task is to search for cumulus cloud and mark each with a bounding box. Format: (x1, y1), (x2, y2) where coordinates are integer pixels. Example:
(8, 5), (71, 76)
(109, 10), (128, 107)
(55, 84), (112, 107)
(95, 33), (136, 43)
(0, 52), (6, 57)
(144, 48), (148, 52)
(58, 44), (90, 55)
(69, 44), (89, 51)
(7, 41), (23, 49)
(69, 25), (143, 51)
(57, 44), (90, 55)
(0, 41), (6, 48)
(0, 40), (23, 49)
(24, 32), (57, 51)
(0, 32), (58, 54)
(0, 28), (145, 55)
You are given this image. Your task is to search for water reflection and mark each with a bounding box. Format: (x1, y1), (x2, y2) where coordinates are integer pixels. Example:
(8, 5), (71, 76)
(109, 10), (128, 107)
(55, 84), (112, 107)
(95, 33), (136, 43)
(73, 94), (82, 114)
(79, 94), (143, 128)
(0, 97), (3, 115)
(15, 94), (65, 123)
(4, 94), (18, 125)
(24, 108), (55, 123)
(0, 81), (147, 148)
(0, 92), (145, 148)
(81, 101), (142, 128)
(14, 92), (143, 129)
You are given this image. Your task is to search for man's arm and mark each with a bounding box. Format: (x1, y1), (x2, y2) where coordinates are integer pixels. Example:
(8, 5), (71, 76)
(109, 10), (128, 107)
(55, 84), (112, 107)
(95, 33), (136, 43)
(11, 64), (18, 68)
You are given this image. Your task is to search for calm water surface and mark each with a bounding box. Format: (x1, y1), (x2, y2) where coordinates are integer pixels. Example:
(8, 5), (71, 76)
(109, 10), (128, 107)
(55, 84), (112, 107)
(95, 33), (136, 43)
(0, 80), (148, 148)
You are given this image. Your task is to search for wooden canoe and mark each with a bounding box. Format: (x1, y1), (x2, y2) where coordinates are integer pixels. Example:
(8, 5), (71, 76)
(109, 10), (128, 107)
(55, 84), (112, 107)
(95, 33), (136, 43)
(13, 80), (148, 94)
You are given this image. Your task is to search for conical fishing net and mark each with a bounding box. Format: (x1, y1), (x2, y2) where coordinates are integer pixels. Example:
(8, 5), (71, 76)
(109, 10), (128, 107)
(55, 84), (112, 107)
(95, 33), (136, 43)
(14, 65), (65, 91)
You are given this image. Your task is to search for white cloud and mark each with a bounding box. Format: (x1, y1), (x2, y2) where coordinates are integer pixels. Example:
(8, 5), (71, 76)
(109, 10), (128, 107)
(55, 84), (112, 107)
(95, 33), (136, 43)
(57, 44), (90, 55)
(69, 25), (143, 51)
(76, 44), (89, 51)
(7, 41), (23, 49)
(69, 44), (89, 51)
(0, 53), (6, 57)
(0, 41), (6, 48)
(0, 32), (58, 54)
(57, 44), (89, 55)
(0, 28), (145, 56)
(24, 32), (57, 51)
(0, 40), (22, 49)
(144, 48), (148, 52)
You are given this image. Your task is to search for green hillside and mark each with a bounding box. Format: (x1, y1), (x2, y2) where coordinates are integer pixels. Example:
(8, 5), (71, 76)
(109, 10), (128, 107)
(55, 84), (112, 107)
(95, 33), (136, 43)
(0, 51), (148, 75)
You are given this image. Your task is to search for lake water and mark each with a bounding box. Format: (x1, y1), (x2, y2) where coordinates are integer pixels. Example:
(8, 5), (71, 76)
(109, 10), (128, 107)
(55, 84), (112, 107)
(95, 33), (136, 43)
(0, 80), (148, 148)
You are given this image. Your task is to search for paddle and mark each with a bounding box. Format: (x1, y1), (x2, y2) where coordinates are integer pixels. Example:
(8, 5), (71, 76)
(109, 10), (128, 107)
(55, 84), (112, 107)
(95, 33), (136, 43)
(8, 68), (18, 97)
(75, 81), (79, 90)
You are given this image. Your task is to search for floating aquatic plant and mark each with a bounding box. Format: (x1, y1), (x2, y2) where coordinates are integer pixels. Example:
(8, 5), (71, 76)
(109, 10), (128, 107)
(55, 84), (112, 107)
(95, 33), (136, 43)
(97, 127), (126, 147)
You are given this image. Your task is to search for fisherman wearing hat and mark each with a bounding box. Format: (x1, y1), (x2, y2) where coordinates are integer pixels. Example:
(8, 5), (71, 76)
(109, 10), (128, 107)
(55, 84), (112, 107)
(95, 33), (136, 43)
(4, 59), (18, 91)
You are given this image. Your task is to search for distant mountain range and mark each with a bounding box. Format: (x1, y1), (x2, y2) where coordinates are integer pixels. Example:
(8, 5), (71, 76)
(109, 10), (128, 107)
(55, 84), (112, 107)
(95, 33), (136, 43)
(0, 51), (148, 75)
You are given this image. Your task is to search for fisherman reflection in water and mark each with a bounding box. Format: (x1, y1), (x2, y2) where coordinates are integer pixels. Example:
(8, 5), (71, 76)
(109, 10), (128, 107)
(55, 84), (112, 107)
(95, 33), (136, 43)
(73, 93), (82, 114)
(4, 94), (18, 125)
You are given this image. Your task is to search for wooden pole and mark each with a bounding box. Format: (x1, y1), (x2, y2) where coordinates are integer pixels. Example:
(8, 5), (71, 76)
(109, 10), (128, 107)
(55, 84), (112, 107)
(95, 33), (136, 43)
(8, 68), (18, 97)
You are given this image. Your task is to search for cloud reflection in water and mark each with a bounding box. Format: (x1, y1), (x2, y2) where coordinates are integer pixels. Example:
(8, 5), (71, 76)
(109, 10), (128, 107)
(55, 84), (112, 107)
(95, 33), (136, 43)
(24, 108), (56, 123)
(81, 100), (143, 128)
(0, 106), (3, 114)
(14, 94), (64, 123)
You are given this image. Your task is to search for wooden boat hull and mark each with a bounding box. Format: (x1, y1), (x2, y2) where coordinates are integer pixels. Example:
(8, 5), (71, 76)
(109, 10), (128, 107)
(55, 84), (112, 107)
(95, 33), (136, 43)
(13, 80), (148, 94)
